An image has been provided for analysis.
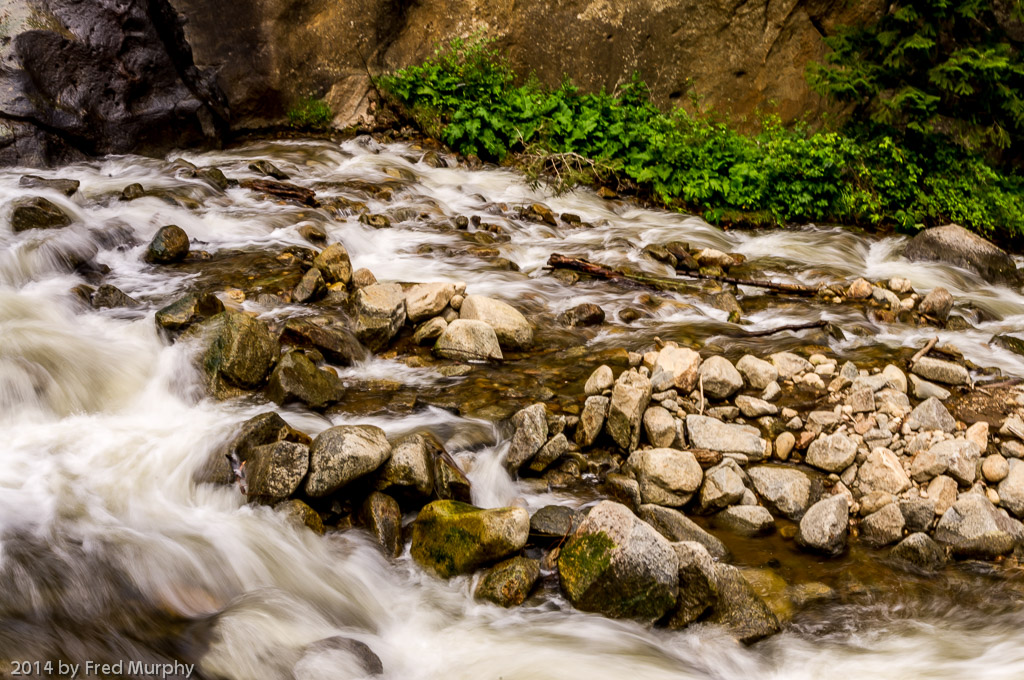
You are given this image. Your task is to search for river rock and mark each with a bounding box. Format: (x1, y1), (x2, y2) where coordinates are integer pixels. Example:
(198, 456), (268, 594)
(735, 395), (777, 418)
(890, 532), (948, 572)
(910, 439), (980, 485)
(665, 542), (718, 629)
(434, 450), (472, 503)
(983, 454), (1009, 483)
(505, 403), (548, 472)
(861, 502), (905, 546)
(928, 475), (959, 515)
(686, 415), (767, 457)
(245, 441), (309, 503)
(19, 175), (80, 196)
(353, 283), (406, 351)
(361, 491), (402, 558)
(639, 504), (729, 560)
(277, 499), (325, 535)
(223, 412), (309, 465)
(291, 637), (383, 678)
(411, 501), (529, 578)
(144, 225), (189, 263)
(911, 357), (970, 386)
(933, 494), (1024, 558)
(433, 319), (503, 361)
(292, 267), (326, 303)
(282, 316), (365, 365)
(475, 556), (541, 607)
(156, 292), (225, 332)
(375, 433), (434, 500)
(715, 505), (775, 536)
(412, 316), (446, 344)
(405, 282), (457, 323)
(736, 354), (778, 390)
(874, 388), (912, 418)
(796, 495), (849, 555)
(747, 466), (812, 519)
(705, 564), (781, 643)
(770, 352), (812, 378)
(650, 345), (701, 392)
(918, 287), (953, 320)
(698, 462), (745, 511)
(881, 364), (908, 393)
(10, 196), (73, 231)
(557, 501), (679, 622)
(607, 369), (652, 451)
(643, 406), (677, 448)
(775, 432), (795, 460)
(627, 448), (703, 506)
(903, 223), (1022, 286)
(806, 432), (858, 473)
(459, 295), (533, 349)
(909, 374), (951, 401)
(899, 497), (936, 532)
(847, 278), (873, 299)
(188, 311), (278, 391)
(584, 365), (614, 395)
(91, 284), (140, 309)
(997, 458), (1024, 517)
(906, 397), (956, 432)
(266, 350), (343, 408)
(856, 448), (911, 495)
(576, 395), (609, 447)
(559, 302), (606, 326)
(305, 425), (392, 497)
(530, 505), (581, 538)
(698, 356), (743, 399)
(313, 243), (352, 285)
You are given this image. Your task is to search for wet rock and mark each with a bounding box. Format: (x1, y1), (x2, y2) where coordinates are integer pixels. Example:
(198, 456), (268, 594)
(770, 352), (812, 379)
(806, 432), (858, 473)
(933, 494), (1024, 558)
(245, 441), (309, 503)
(361, 492), (403, 558)
(983, 454), (1010, 483)
(642, 406), (677, 448)
(584, 365), (614, 395)
(918, 287), (954, 320)
(434, 319), (503, 361)
(276, 499), (325, 535)
(626, 448), (703, 506)
(716, 505), (775, 536)
(351, 267), (376, 288)
(736, 354), (778, 390)
(906, 397), (956, 432)
(529, 433), (570, 473)
(144, 225), (189, 264)
(282, 316), (365, 365)
(475, 556), (541, 607)
(223, 411), (309, 464)
(856, 448), (911, 495)
(19, 175), (80, 196)
(434, 450), (472, 502)
(665, 541), (718, 629)
(412, 317), (447, 345)
(607, 369), (652, 451)
(188, 312), (278, 391)
(411, 501), (529, 578)
(249, 160), (289, 180)
(10, 196), (73, 232)
(359, 214), (391, 229)
(353, 283), (407, 351)
(639, 504), (729, 560)
(903, 223), (1022, 286)
(998, 459), (1024, 517)
(156, 292), (225, 332)
(305, 425), (392, 497)
(748, 466), (812, 520)
(559, 303), (606, 326)
(899, 497), (936, 532)
(557, 501), (679, 622)
(293, 637), (383, 678)
(706, 564), (781, 644)
(911, 357), (970, 386)
(266, 350), (343, 408)
(847, 278), (873, 299)
(909, 374), (951, 401)
(698, 356), (743, 399)
(872, 285), (901, 311)
(375, 433), (434, 500)
(642, 243), (677, 267)
(928, 475), (959, 515)
(313, 243), (353, 286)
(796, 495), (849, 555)
(686, 415), (767, 457)
(292, 267), (326, 303)
(861, 502), (905, 546)
(506, 403), (548, 473)
(530, 505), (580, 538)
(698, 462), (745, 512)
(890, 532), (948, 572)
(405, 282), (457, 323)
(576, 395), (609, 447)
(91, 284), (140, 309)
(650, 345), (701, 392)
(459, 295), (533, 349)
(120, 183), (145, 200)
(910, 439), (980, 485)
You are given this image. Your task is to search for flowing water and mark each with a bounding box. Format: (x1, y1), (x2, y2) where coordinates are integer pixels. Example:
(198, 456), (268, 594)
(2, 137), (1024, 679)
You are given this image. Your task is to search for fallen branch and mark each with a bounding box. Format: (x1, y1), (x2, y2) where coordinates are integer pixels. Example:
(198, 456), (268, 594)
(240, 178), (319, 206)
(909, 336), (939, 367)
(674, 268), (819, 296)
(740, 320), (829, 337)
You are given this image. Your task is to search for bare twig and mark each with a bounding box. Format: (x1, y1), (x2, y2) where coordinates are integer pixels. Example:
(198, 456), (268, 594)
(739, 320), (829, 337)
(909, 336), (939, 367)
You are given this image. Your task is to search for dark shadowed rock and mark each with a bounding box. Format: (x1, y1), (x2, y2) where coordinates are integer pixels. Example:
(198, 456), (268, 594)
(890, 532), (948, 572)
(265, 350), (344, 408)
(10, 196), (72, 232)
(934, 494), (1024, 559)
(361, 491), (403, 558)
(92, 284), (140, 309)
(19, 175), (79, 196)
(187, 311), (278, 393)
(558, 303), (606, 327)
(156, 292), (225, 332)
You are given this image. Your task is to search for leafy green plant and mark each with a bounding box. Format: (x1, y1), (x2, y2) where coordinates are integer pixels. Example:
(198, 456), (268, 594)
(287, 97), (333, 130)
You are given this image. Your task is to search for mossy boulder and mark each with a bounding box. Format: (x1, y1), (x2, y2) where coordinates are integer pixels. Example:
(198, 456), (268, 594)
(475, 556), (540, 607)
(557, 501), (679, 622)
(410, 500), (529, 578)
(186, 311), (279, 394)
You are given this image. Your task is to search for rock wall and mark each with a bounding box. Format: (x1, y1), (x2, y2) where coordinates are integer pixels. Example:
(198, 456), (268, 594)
(0, 0), (885, 165)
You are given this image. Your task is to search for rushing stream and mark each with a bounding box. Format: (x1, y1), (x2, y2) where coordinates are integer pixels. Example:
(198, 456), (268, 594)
(3, 137), (1024, 679)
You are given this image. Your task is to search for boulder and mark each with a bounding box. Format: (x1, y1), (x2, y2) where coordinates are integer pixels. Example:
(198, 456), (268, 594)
(705, 565), (781, 643)
(806, 432), (858, 473)
(305, 425), (392, 497)
(266, 350), (343, 408)
(734, 395), (777, 417)
(558, 302), (606, 326)
(584, 365), (614, 395)
(906, 397), (956, 432)
(313, 243), (352, 285)
(997, 458), (1024, 517)
(770, 352), (812, 378)
(576, 395), (609, 447)
(530, 505), (582, 538)
(903, 223), (1021, 286)
(638, 504), (729, 560)
(375, 433), (434, 500)
(715, 505), (775, 536)
(747, 466), (812, 520)
(187, 312), (278, 392)
(412, 317), (447, 344)
(910, 439), (980, 485)
(245, 441), (309, 503)
(505, 403), (548, 473)
(882, 364), (908, 393)
(411, 501), (529, 578)
(459, 295), (533, 349)
(861, 502), (905, 546)
(650, 345), (701, 392)
(698, 463), (745, 512)
(292, 267), (326, 303)
(736, 354), (778, 390)
(144, 225), (190, 264)
(529, 433), (570, 473)
(405, 282), (457, 323)
(796, 495), (849, 555)
(697, 356), (743, 399)
(10, 196), (73, 231)
(665, 542), (718, 630)
(19, 175), (80, 196)
(626, 448), (703, 506)
(607, 369), (652, 451)
(557, 501), (679, 622)
(899, 497), (936, 532)
(855, 448), (911, 495)
(890, 532), (948, 572)
(475, 556), (541, 607)
(686, 415), (767, 457)
(353, 283), (406, 351)
(911, 357), (970, 386)
(917, 287), (953, 320)
(92, 284), (141, 309)
(933, 494), (1024, 558)
(433, 319), (503, 361)
(222, 411), (309, 464)
(155, 292), (224, 332)
(282, 316), (366, 365)
(360, 491), (403, 557)
(642, 406), (677, 448)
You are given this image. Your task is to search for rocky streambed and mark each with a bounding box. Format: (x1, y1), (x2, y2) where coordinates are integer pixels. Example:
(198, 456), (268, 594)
(4, 136), (1024, 679)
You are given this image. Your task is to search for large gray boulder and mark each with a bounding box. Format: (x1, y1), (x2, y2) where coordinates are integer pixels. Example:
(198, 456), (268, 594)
(459, 295), (533, 349)
(903, 223), (1021, 286)
(796, 494), (849, 555)
(933, 494), (1024, 558)
(747, 466), (812, 519)
(558, 501), (679, 622)
(607, 369), (652, 451)
(505, 403), (548, 473)
(305, 425), (392, 497)
(433, 319), (503, 361)
(245, 441), (309, 502)
(639, 504), (729, 560)
(626, 448), (703, 506)
(806, 432), (857, 473)
(686, 415), (767, 457)
(997, 458), (1024, 517)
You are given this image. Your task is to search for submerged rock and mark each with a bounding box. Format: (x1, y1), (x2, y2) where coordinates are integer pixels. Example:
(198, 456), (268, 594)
(10, 196), (72, 231)
(411, 501), (529, 578)
(475, 556), (540, 607)
(92, 284), (140, 309)
(305, 425), (392, 497)
(19, 175), (79, 196)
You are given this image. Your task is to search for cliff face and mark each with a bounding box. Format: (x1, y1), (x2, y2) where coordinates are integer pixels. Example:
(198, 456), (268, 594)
(0, 0), (884, 165)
